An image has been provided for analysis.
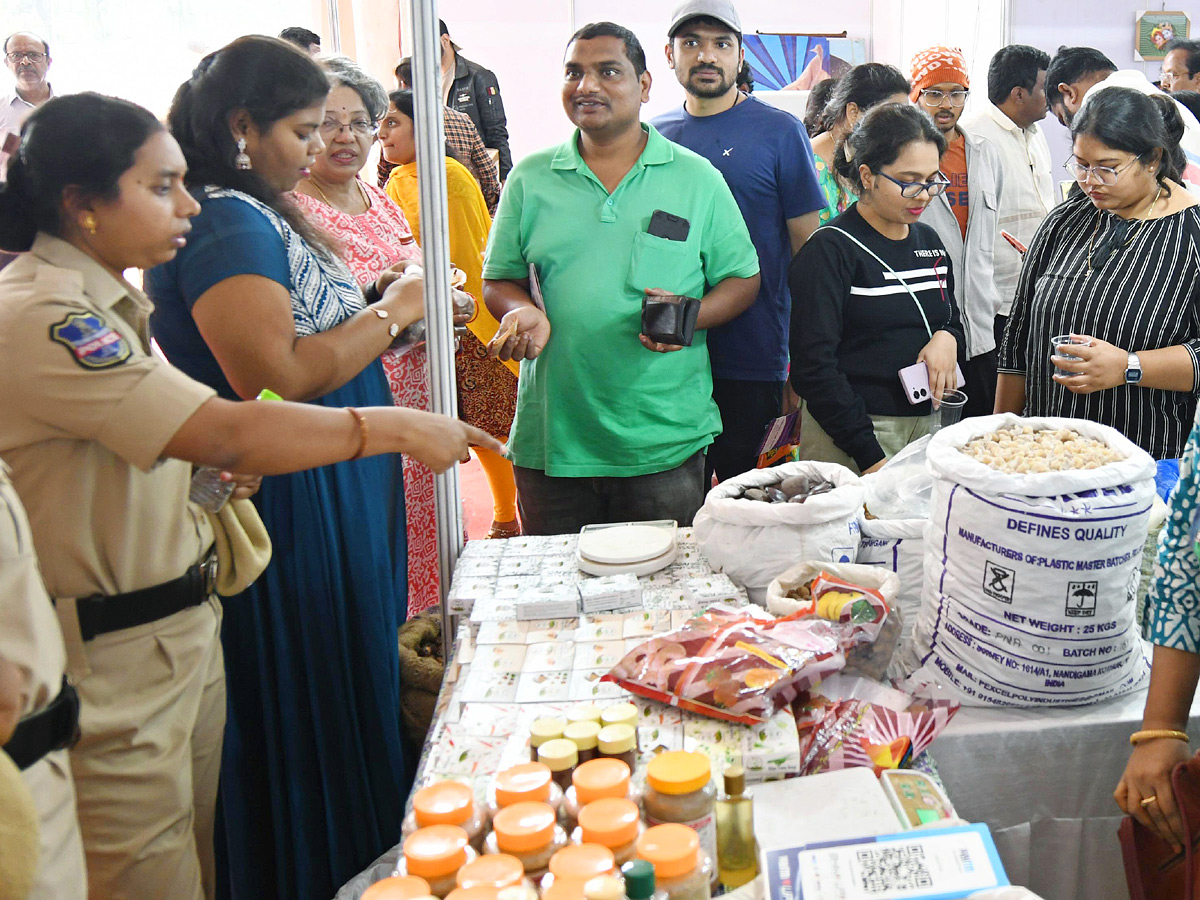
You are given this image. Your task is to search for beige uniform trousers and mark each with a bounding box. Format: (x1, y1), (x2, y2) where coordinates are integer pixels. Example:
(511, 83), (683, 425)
(798, 401), (935, 475)
(23, 750), (87, 900)
(59, 598), (225, 900)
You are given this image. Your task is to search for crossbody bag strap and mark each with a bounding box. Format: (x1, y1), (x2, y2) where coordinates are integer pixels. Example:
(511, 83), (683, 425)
(822, 225), (934, 339)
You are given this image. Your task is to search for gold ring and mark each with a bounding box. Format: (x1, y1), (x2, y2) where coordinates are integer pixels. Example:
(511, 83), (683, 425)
(1142, 795), (1158, 807)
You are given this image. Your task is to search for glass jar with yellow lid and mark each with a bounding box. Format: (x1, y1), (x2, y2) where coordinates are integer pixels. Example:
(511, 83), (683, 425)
(540, 842), (617, 893)
(642, 751), (716, 879)
(573, 798), (644, 866)
(537, 738), (579, 791)
(361, 874), (432, 900)
(599, 702), (638, 731)
(564, 720), (602, 765)
(562, 758), (635, 831)
(483, 801), (569, 879)
(635, 825), (712, 900)
(395, 825), (477, 898)
(595, 724), (638, 770)
(456, 853), (534, 893)
(530, 717), (567, 763)
(567, 704), (604, 726)
(487, 763), (564, 818)
(402, 780), (489, 850)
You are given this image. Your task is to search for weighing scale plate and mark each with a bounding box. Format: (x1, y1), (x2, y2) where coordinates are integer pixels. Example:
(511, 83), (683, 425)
(576, 542), (677, 577)
(577, 523), (675, 565)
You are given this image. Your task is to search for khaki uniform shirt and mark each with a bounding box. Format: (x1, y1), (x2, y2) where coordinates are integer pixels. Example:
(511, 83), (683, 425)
(0, 460), (64, 717)
(0, 234), (215, 601)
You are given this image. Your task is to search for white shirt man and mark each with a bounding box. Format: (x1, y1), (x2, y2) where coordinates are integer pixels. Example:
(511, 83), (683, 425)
(962, 45), (1055, 343)
(0, 32), (53, 181)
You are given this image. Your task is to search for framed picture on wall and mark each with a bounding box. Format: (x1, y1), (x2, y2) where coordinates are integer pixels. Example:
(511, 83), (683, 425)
(1135, 11), (1189, 61)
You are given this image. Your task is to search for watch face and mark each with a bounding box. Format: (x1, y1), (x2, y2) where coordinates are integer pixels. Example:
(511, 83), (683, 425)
(1127, 367), (1143, 384)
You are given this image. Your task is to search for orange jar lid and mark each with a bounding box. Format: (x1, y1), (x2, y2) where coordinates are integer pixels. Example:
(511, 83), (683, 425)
(548, 844), (616, 881)
(572, 759), (631, 805)
(362, 875), (433, 900)
(413, 780), (474, 827)
(457, 854), (526, 890)
(403, 825), (470, 879)
(646, 751), (710, 795)
(577, 798), (640, 848)
(542, 877), (588, 900)
(446, 888), (501, 900)
(600, 702), (638, 729)
(636, 824), (700, 880)
(596, 724), (636, 756)
(494, 763), (552, 807)
(492, 801), (557, 854)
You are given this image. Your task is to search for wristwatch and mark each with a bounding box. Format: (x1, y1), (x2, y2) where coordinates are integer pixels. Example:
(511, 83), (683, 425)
(1125, 352), (1143, 385)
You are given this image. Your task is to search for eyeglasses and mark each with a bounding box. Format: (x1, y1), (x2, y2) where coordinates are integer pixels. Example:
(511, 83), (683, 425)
(918, 89), (969, 108)
(5, 51), (46, 64)
(1063, 156), (1139, 186)
(319, 118), (378, 137)
(875, 170), (951, 198)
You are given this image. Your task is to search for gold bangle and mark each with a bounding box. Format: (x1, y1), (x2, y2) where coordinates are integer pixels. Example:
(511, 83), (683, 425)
(347, 407), (369, 461)
(1130, 729), (1190, 746)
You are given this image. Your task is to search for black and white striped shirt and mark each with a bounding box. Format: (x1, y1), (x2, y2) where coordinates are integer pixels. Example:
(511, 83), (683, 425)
(998, 193), (1200, 459)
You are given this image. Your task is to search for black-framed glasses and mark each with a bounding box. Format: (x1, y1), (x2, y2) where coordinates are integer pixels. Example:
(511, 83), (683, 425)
(1063, 156), (1139, 186)
(876, 171), (951, 198)
(918, 88), (969, 108)
(319, 118), (379, 137)
(5, 51), (46, 64)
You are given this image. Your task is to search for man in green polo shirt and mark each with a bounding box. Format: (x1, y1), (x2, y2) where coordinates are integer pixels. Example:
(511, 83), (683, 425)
(483, 20), (760, 535)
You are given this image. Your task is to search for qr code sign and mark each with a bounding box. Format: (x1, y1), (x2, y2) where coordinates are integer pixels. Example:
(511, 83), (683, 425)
(855, 845), (933, 893)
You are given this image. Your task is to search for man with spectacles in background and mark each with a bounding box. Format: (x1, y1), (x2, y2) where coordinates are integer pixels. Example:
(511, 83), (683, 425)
(1, 32), (52, 182)
(910, 45), (1005, 418)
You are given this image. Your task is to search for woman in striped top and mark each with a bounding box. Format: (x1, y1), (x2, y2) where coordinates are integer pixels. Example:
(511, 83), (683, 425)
(790, 103), (964, 474)
(997, 88), (1200, 459)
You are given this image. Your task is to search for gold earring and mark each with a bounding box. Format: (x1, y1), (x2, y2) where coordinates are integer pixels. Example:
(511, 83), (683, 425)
(82, 213), (97, 235)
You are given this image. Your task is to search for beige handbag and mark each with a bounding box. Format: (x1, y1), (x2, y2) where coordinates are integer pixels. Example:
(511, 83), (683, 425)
(204, 498), (272, 596)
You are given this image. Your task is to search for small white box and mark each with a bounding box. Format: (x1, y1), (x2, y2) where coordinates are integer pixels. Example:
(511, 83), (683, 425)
(515, 586), (580, 621)
(578, 573), (643, 613)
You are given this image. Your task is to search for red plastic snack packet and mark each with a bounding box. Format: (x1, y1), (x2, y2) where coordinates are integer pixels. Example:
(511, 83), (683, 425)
(603, 605), (845, 725)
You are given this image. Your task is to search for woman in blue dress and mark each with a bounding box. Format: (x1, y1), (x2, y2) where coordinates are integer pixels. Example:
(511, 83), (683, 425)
(145, 36), (437, 900)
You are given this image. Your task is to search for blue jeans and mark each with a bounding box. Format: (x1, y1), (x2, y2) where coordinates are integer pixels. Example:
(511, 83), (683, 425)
(514, 451), (707, 535)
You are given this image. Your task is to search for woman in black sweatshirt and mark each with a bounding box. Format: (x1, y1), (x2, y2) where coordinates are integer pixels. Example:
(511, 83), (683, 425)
(789, 102), (964, 474)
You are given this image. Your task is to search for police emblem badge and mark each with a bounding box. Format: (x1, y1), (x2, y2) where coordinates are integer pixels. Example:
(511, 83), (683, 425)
(49, 312), (132, 369)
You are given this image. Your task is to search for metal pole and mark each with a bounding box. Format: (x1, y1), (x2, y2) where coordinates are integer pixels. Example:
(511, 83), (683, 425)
(410, 0), (463, 663)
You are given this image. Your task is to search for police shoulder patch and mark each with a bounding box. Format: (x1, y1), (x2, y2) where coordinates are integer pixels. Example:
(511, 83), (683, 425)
(48, 312), (132, 370)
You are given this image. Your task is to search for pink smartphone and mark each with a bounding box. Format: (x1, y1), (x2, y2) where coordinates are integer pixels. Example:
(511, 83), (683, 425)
(898, 361), (966, 405)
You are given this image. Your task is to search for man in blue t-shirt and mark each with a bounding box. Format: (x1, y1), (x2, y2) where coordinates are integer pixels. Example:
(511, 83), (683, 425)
(651, 0), (825, 483)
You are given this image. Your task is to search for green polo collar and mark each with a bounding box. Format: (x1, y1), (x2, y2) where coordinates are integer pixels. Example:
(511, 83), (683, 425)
(550, 123), (675, 172)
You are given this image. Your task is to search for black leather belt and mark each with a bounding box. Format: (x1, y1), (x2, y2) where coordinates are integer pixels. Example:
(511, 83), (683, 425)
(74, 553), (217, 642)
(3, 677), (80, 770)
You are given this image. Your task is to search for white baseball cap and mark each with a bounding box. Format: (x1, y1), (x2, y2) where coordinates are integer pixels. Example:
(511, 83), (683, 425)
(667, 0), (742, 38)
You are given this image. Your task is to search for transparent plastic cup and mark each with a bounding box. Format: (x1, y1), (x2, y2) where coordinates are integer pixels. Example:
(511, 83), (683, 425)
(930, 389), (968, 433)
(1050, 334), (1091, 376)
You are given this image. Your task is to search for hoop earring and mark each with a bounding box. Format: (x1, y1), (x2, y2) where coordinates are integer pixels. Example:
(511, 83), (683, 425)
(234, 137), (252, 171)
(82, 213), (97, 235)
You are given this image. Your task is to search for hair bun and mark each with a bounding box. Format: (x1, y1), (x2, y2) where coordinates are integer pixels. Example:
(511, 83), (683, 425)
(1150, 91), (1186, 149)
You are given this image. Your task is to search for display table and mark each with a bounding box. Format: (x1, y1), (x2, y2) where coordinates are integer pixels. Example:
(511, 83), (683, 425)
(933, 662), (1200, 900)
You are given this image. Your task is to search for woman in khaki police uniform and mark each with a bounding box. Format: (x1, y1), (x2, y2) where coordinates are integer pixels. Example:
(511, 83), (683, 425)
(0, 93), (500, 900)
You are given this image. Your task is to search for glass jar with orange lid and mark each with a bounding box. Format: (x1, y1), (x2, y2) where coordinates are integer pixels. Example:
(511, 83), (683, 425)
(636, 825), (712, 900)
(487, 763), (564, 818)
(445, 888), (500, 900)
(595, 724), (638, 771)
(456, 854), (534, 894)
(540, 876), (588, 900)
(573, 798), (644, 866)
(538, 738), (579, 791)
(483, 801), (569, 879)
(395, 825), (478, 898)
(642, 751), (716, 882)
(562, 758), (636, 831)
(361, 874), (433, 900)
(539, 843), (617, 892)
(403, 780), (490, 849)
(530, 717), (567, 763)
